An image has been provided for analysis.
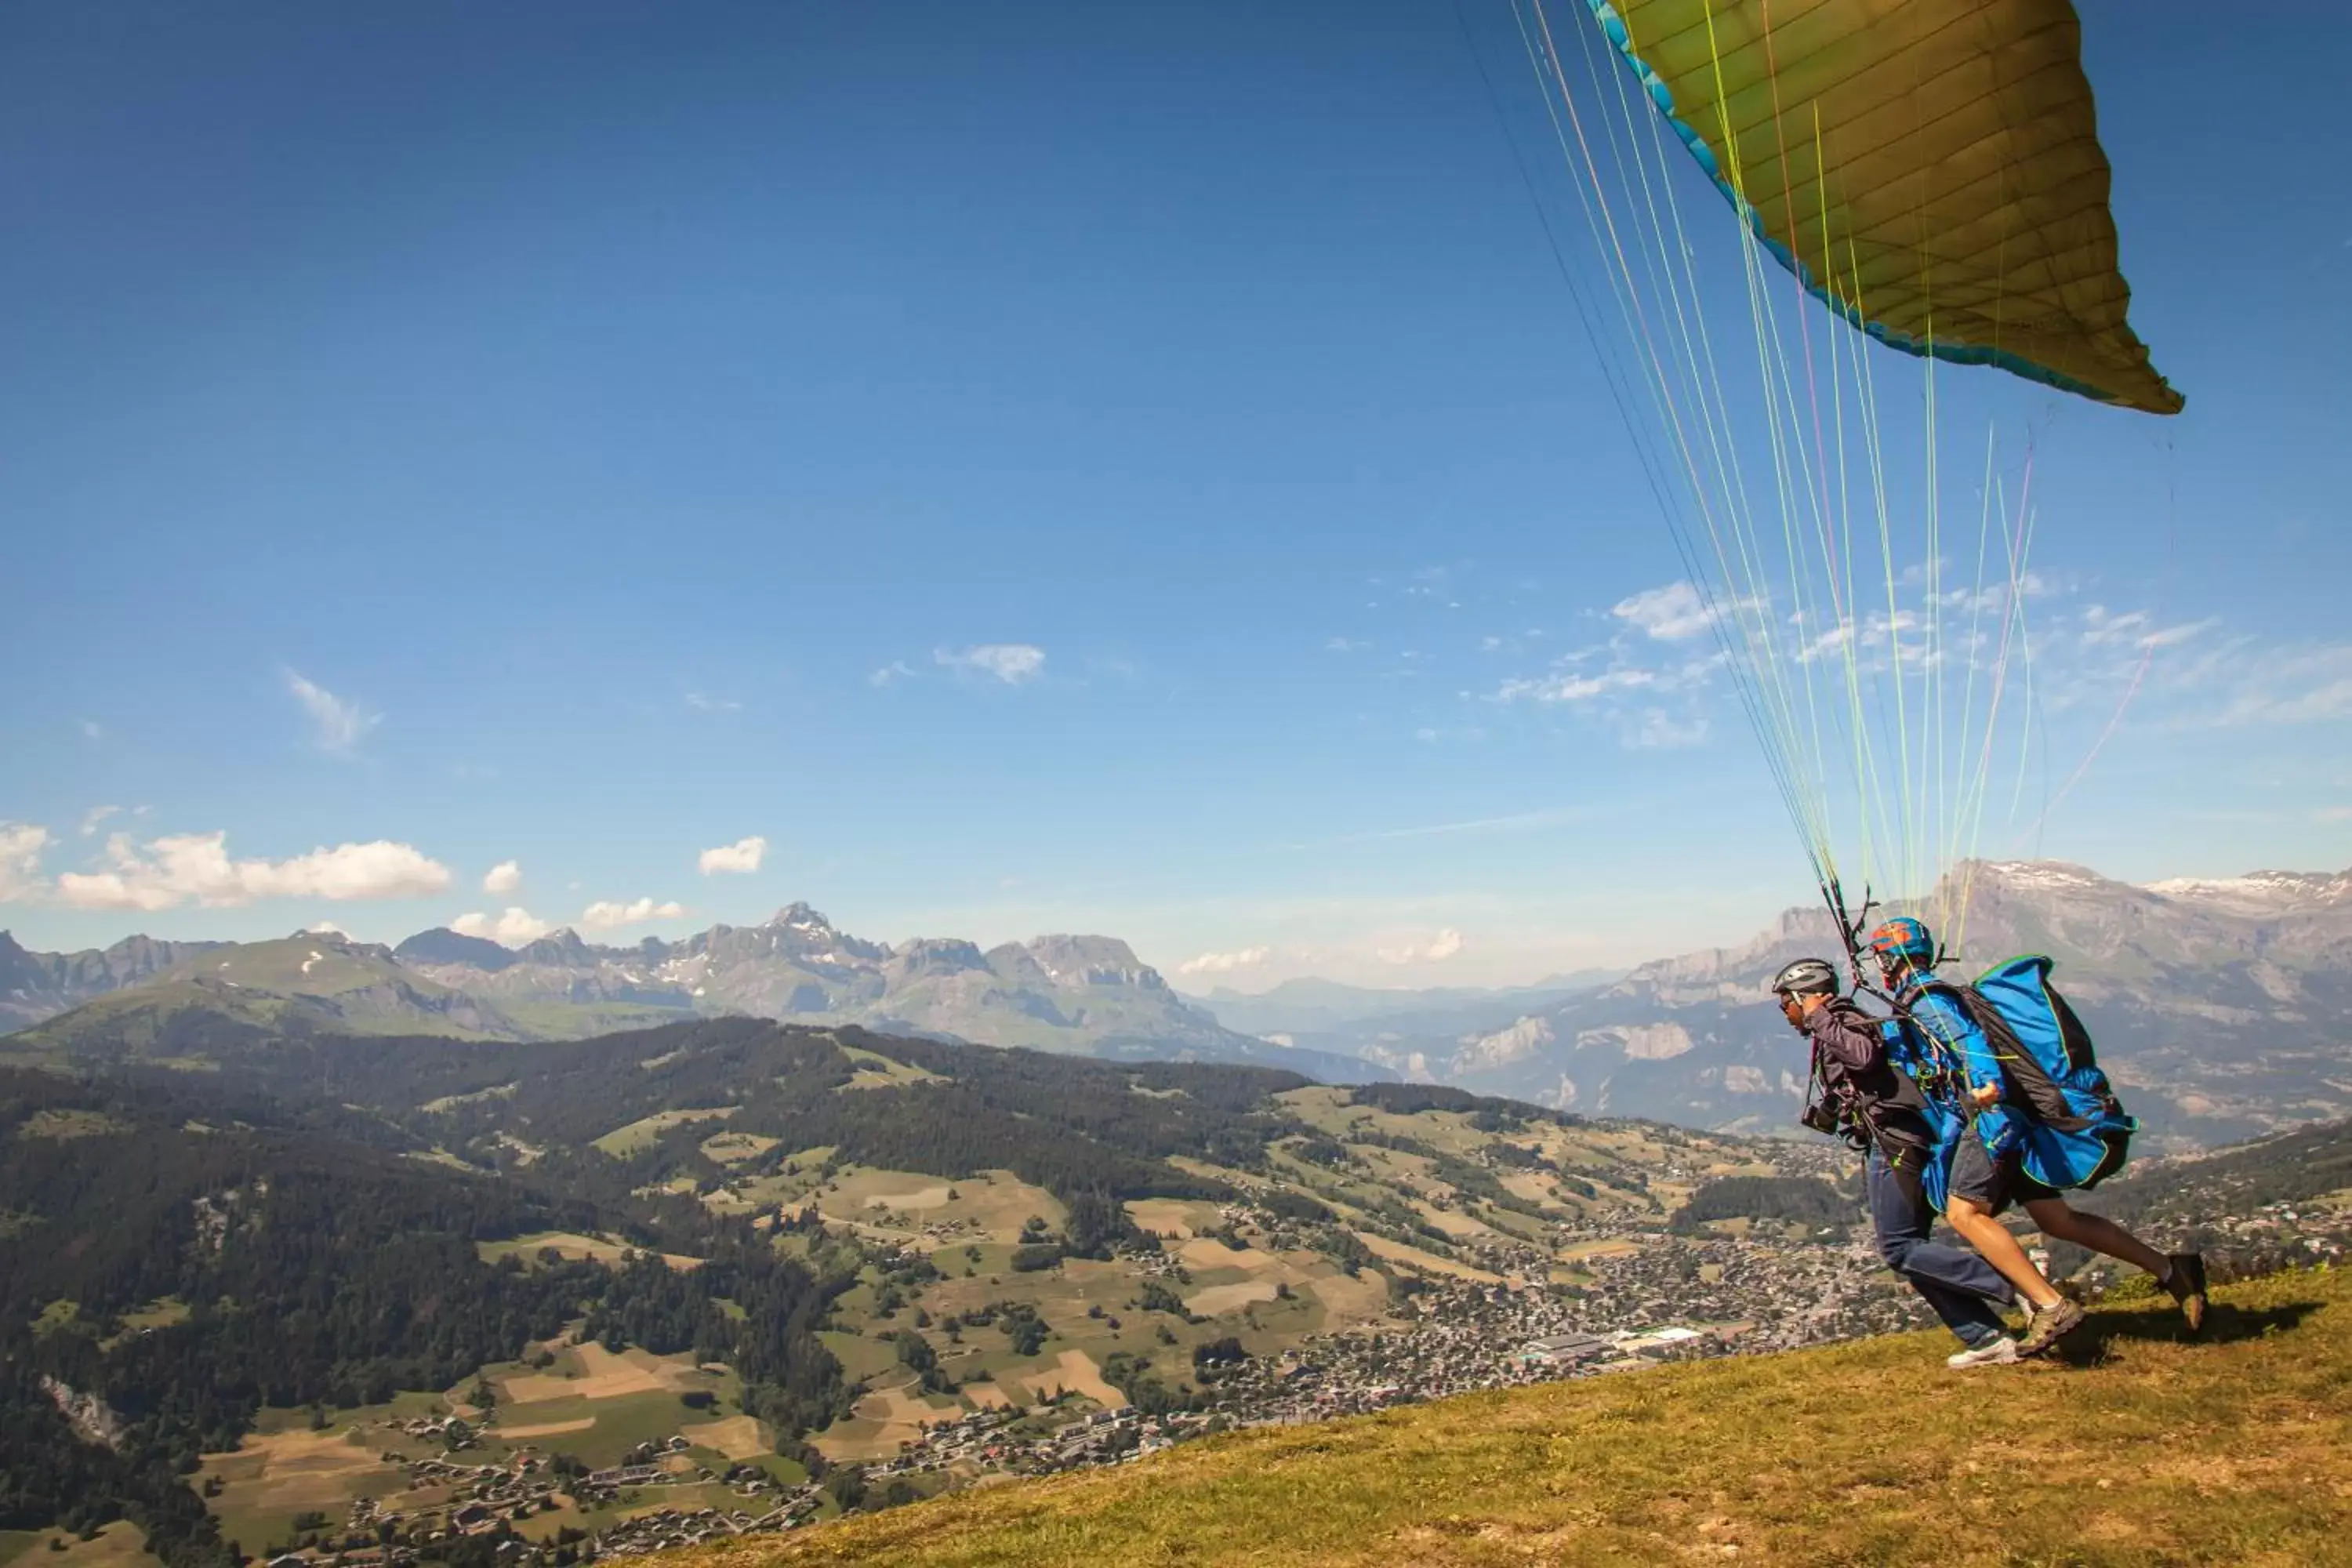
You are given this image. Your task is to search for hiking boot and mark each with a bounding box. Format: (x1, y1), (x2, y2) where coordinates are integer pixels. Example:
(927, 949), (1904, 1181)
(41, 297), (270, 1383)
(1947, 1335), (2020, 1370)
(2164, 1252), (2209, 1334)
(2016, 1297), (2085, 1358)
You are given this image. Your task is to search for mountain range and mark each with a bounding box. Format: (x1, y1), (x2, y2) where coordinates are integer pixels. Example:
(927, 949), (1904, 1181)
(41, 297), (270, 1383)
(5, 860), (2347, 1147)
(0, 905), (1371, 1083)
(1334, 861), (2352, 1149)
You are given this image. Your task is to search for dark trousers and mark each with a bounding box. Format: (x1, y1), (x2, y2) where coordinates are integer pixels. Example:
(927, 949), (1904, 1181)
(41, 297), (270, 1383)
(1865, 1145), (2016, 1348)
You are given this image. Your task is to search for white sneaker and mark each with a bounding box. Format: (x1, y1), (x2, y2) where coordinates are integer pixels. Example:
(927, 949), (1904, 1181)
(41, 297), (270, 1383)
(1947, 1335), (2021, 1369)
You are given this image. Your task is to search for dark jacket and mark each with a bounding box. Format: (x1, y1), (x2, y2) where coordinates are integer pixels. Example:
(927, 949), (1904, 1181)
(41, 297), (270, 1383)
(1802, 998), (1935, 1157)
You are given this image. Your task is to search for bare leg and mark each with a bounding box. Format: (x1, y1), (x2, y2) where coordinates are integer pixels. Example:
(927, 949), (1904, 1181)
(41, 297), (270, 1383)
(1944, 1197), (2065, 1309)
(2021, 1199), (2170, 1279)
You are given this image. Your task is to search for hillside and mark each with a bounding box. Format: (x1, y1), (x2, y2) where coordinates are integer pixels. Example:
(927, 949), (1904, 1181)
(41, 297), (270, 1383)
(681, 1267), (2352, 1567)
(3, 1019), (1864, 1565)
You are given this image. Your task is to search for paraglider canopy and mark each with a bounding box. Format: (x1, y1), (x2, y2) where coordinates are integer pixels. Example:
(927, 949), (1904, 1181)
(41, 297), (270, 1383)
(1583, 0), (2182, 413)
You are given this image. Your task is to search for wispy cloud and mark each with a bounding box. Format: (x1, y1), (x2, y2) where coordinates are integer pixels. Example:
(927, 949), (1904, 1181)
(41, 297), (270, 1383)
(78, 719), (101, 742)
(1612, 581), (1720, 641)
(684, 691), (742, 713)
(869, 660), (917, 688)
(53, 832), (449, 911)
(452, 907), (554, 944)
(1634, 710), (1708, 749)
(1175, 946), (1271, 977)
(579, 895), (686, 931)
(1377, 927), (1465, 965)
(1494, 666), (1657, 704)
(699, 835), (768, 875)
(0, 824), (51, 902)
(285, 669), (380, 755)
(935, 644), (1046, 684)
(80, 806), (121, 837)
(1326, 637), (1368, 654)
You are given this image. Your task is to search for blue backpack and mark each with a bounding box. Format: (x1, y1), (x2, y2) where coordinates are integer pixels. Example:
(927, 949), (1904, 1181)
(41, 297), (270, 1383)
(1926, 955), (2137, 1192)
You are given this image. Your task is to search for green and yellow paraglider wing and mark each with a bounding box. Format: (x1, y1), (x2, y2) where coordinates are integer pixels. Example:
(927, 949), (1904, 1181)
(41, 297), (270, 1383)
(1588, 0), (2182, 413)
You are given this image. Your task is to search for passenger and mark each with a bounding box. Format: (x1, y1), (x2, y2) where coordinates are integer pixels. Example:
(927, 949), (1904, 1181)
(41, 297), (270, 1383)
(1863, 918), (2207, 1358)
(1773, 957), (2025, 1369)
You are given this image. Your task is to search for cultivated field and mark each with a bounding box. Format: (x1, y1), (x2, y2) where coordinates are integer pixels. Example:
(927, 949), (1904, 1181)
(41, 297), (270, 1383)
(198, 1426), (402, 1555)
(591, 1107), (737, 1157)
(0, 1523), (153, 1568)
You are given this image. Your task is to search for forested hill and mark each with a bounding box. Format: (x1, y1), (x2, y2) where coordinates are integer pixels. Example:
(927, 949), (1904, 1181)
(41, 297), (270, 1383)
(4, 1016), (1784, 1567)
(0, 1066), (857, 1568)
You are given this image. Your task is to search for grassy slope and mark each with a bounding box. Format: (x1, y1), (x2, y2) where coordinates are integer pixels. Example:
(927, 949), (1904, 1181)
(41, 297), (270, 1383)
(682, 1269), (2352, 1568)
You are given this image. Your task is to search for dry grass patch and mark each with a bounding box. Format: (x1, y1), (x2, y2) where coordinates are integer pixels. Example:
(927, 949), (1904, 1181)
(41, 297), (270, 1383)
(680, 1414), (769, 1461)
(499, 1342), (701, 1405)
(1018, 1350), (1122, 1408)
(701, 1131), (780, 1164)
(1305, 1271), (1388, 1322)
(1176, 1238), (1280, 1273)
(197, 1426), (398, 1545)
(490, 1417), (596, 1439)
(1352, 1231), (1501, 1284)
(1126, 1199), (1218, 1239)
(1183, 1280), (1279, 1317)
(677, 1269), (2352, 1567)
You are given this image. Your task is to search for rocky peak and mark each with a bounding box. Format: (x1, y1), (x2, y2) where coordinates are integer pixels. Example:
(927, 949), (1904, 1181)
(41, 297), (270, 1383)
(516, 928), (597, 968)
(394, 927), (519, 972)
(1025, 935), (1166, 991)
(886, 938), (990, 981)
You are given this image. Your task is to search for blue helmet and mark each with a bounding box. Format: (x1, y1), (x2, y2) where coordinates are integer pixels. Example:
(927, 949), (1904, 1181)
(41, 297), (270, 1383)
(1867, 917), (1935, 968)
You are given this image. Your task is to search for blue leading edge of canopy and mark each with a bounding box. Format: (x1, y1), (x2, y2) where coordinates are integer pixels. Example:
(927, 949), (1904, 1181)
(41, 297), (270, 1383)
(1577, 0), (2125, 408)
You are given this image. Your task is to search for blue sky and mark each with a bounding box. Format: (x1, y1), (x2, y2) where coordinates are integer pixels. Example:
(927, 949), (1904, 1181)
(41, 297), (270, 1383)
(4, 0), (2347, 986)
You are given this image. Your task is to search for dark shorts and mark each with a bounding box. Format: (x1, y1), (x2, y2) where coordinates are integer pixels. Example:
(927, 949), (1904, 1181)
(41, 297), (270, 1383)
(1948, 1135), (2062, 1217)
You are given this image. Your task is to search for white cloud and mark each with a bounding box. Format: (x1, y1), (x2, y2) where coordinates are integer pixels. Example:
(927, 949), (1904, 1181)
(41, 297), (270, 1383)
(285, 669), (380, 755)
(2140, 619), (2216, 652)
(699, 836), (768, 876)
(1612, 582), (1719, 641)
(0, 824), (52, 902)
(1634, 710), (1708, 749)
(452, 907), (554, 944)
(53, 833), (450, 911)
(80, 805), (122, 837)
(869, 660), (917, 688)
(935, 644), (1045, 684)
(579, 896), (686, 931)
(482, 860), (523, 896)
(684, 691), (742, 712)
(1378, 927), (1466, 965)
(303, 921), (348, 936)
(1176, 946), (1272, 978)
(1494, 667), (1657, 704)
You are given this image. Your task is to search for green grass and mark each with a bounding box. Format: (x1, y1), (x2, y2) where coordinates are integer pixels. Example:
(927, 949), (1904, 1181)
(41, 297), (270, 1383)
(0, 1523), (154, 1568)
(836, 1046), (948, 1090)
(684, 1268), (2352, 1568)
(18, 1109), (129, 1140)
(592, 1108), (737, 1157)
